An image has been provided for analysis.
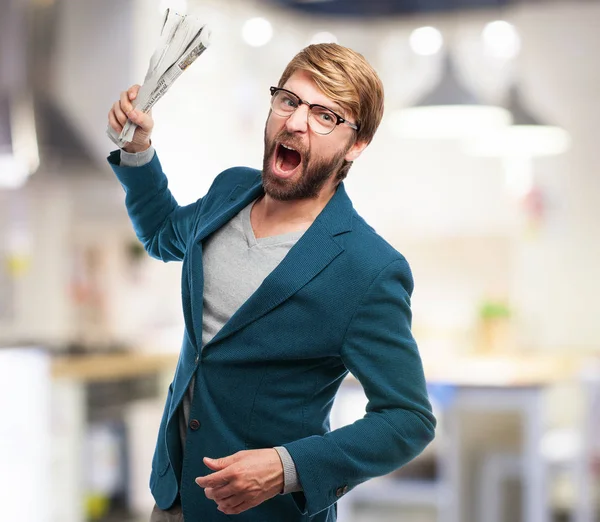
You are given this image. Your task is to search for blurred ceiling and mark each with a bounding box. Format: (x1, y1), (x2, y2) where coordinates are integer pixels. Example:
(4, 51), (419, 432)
(0, 0), (98, 178)
(270, 0), (513, 17)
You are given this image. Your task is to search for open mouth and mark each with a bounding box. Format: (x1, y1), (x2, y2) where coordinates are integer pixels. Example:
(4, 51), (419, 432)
(273, 142), (302, 178)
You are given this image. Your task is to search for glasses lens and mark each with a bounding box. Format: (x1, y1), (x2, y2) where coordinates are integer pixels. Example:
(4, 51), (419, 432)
(271, 90), (299, 117)
(308, 106), (337, 135)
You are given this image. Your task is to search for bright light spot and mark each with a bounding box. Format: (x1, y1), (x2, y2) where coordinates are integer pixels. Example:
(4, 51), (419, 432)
(242, 17), (273, 47)
(158, 0), (187, 15)
(541, 429), (581, 464)
(390, 106), (511, 140)
(310, 32), (338, 45)
(0, 154), (29, 189)
(482, 20), (521, 59)
(466, 125), (571, 157)
(409, 26), (443, 56)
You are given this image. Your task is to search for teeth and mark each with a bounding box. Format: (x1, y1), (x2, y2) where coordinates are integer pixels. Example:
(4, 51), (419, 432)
(281, 144), (296, 152)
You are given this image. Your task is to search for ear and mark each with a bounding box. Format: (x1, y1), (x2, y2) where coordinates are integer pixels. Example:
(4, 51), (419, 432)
(344, 140), (368, 162)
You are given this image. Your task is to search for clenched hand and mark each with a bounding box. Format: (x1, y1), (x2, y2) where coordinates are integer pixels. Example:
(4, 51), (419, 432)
(107, 84), (154, 153)
(195, 449), (285, 515)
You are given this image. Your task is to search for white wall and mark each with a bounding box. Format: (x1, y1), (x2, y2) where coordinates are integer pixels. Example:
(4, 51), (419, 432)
(506, 2), (600, 350)
(0, 348), (51, 522)
(0, 177), (73, 344)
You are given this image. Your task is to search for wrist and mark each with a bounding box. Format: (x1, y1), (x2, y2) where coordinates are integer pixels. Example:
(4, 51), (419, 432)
(273, 446), (302, 494)
(123, 141), (151, 154)
(271, 448), (285, 493)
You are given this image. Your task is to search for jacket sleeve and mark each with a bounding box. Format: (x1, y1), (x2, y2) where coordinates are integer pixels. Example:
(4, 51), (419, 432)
(107, 149), (202, 262)
(283, 257), (436, 516)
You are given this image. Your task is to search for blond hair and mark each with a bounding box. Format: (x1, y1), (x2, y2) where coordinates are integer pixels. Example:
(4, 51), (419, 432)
(277, 43), (384, 181)
(277, 43), (384, 146)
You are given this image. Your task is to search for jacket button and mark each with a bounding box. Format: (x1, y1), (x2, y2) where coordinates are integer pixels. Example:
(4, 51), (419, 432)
(190, 419), (201, 430)
(194, 354), (199, 365)
(342, 485), (349, 495)
(335, 486), (344, 498)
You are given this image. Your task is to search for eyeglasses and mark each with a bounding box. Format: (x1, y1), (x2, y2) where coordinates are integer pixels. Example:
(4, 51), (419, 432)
(269, 87), (359, 135)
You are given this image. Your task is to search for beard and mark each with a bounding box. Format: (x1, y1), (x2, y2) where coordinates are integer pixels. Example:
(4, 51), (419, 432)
(262, 127), (350, 201)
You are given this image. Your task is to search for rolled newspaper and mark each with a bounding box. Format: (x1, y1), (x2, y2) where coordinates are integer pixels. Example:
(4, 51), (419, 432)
(107, 9), (212, 148)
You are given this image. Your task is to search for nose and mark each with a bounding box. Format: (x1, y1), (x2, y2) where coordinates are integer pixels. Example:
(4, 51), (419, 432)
(285, 104), (309, 134)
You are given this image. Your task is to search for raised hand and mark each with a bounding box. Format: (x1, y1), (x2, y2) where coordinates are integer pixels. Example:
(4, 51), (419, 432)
(107, 84), (154, 153)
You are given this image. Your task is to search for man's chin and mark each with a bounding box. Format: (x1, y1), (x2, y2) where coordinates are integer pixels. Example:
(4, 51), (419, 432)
(262, 170), (301, 201)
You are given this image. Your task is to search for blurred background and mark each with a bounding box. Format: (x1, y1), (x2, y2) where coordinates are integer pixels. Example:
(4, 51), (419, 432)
(1, 0), (600, 521)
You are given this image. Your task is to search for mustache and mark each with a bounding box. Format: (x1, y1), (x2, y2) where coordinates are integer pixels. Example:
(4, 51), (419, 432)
(272, 130), (307, 155)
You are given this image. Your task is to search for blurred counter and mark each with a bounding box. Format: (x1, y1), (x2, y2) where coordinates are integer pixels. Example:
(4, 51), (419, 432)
(50, 351), (588, 385)
(51, 352), (178, 381)
(422, 353), (585, 387)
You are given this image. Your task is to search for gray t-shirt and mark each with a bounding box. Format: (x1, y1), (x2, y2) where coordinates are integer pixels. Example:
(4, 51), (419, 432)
(202, 199), (305, 348)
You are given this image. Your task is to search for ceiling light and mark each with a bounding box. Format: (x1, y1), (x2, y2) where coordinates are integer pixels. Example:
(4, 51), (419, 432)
(0, 155), (29, 189)
(0, 94), (38, 189)
(482, 21), (521, 60)
(466, 85), (571, 157)
(242, 17), (273, 47)
(409, 26), (443, 56)
(390, 55), (511, 140)
(465, 85), (570, 198)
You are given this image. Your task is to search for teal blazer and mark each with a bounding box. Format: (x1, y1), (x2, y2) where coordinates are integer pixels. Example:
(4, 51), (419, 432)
(108, 150), (436, 522)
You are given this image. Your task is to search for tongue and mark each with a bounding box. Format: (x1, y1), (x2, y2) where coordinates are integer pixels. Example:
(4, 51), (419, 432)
(281, 147), (301, 171)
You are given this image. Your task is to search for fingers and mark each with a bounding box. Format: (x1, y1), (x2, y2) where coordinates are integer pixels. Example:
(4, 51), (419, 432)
(108, 84), (149, 132)
(107, 88), (136, 134)
(119, 84), (141, 117)
(217, 500), (250, 515)
(108, 108), (120, 133)
(128, 84), (141, 101)
(128, 108), (153, 134)
(113, 100), (128, 126)
(204, 484), (256, 515)
(120, 89), (134, 116)
(204, 484), (235, 501)
(196, 471), (229, 489)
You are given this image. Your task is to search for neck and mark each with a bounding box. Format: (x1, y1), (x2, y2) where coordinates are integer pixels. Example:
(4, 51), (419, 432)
(252, 183), (337, 237)
(265, 183), (335, 221)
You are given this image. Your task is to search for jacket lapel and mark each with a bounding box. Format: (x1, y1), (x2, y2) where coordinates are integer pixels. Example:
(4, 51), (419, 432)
(194, 180), (264, 244)
(188, 177), (263, 340)
(205, 183), (354, 348)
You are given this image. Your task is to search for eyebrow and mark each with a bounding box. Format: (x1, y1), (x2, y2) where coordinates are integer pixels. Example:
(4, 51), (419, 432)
(287, 88), (344, 116)
(322, 101), (344, 115)
(310, 97), (343, 115)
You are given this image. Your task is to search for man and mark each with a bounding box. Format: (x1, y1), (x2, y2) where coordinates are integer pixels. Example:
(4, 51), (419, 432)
(107, 43), (435, 522)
